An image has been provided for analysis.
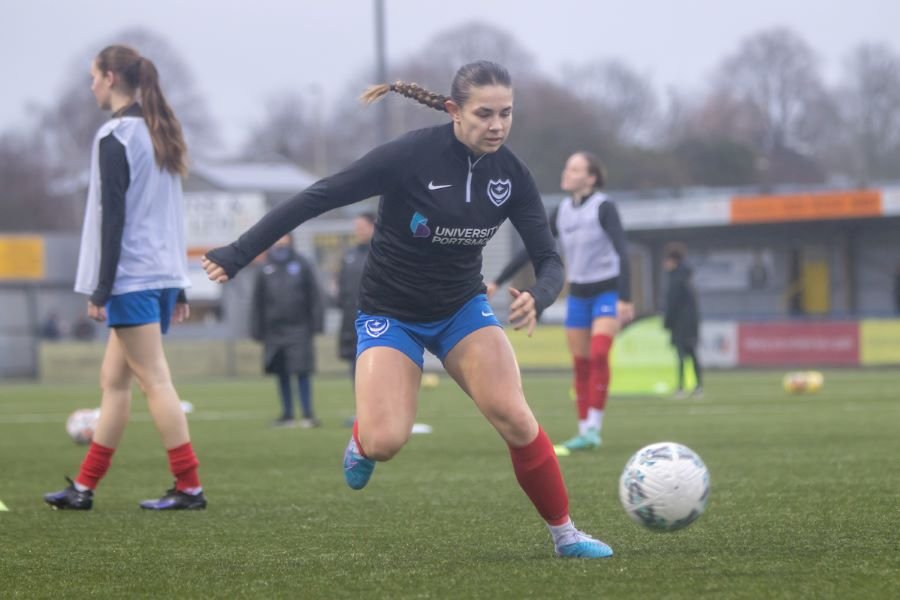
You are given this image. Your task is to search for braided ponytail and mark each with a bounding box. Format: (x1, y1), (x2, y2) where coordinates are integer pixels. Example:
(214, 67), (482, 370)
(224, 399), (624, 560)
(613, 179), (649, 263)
(360, 81), (449, 112)
(360, 61), (511, 114)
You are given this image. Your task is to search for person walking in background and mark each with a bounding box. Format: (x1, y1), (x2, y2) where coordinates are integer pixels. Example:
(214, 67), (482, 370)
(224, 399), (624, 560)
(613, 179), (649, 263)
(489, 151), (634, 456)
(202, 61), (613, 559)
(663, 243), (703, 399)
(44, 45), (205, 511)
(336, 212), (376, 383)
(251, 233), (324, 428)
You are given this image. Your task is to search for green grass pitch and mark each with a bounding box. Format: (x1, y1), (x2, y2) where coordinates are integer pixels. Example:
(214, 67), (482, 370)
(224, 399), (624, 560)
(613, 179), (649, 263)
(1, 369), (898, 598)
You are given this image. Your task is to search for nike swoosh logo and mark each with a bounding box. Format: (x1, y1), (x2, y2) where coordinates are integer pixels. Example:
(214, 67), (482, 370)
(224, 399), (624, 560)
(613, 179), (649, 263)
(428, 181), (453, 190)
(481, 310), (493, 317)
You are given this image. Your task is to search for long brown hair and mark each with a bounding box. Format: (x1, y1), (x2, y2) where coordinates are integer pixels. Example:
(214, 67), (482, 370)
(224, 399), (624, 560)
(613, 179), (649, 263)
(573, 151), (607, 189)
(359, 60), (512, 113)
(95, 45), (188, 177)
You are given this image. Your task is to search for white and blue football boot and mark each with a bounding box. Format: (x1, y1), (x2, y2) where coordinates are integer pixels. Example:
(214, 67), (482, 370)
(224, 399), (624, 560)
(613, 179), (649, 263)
(554, 528), (614, 559)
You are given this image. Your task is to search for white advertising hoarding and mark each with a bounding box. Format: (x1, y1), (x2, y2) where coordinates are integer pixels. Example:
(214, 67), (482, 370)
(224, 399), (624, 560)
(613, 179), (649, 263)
(183, 192), (268, 300)
(698, 320), (738, 367)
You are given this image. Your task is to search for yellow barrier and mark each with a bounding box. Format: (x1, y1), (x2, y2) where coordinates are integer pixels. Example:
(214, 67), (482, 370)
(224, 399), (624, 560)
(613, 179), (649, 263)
(860, 319), (900, 365)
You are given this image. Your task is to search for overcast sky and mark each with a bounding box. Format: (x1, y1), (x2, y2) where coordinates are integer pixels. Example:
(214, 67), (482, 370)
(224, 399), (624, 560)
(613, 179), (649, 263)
(3, 0), (897, 153)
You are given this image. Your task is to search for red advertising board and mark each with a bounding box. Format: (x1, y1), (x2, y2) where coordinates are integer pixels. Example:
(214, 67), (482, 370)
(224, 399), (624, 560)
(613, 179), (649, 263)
(737, 322), (859, 366)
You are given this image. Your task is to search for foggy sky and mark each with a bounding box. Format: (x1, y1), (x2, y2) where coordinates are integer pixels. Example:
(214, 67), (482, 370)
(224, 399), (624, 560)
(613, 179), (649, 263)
(2, 0), (897, 153)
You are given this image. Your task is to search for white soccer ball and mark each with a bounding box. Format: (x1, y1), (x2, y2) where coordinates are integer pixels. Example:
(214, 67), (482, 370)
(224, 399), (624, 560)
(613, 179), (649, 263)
(66, 408), (100, 445)
(619, 442), (710, 531)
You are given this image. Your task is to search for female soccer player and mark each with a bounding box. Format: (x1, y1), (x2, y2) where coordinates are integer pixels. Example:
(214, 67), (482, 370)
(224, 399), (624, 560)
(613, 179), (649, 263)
(202, 61), (612, 558)
(489, 152), (634, 455)
(44, 45), (205, 511)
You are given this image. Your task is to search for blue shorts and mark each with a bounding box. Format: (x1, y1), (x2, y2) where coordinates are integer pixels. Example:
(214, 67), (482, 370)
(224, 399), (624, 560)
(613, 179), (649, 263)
(106, 288), (180, 334)
(565, 291), (619, 329)
(355, 294), (501, 369)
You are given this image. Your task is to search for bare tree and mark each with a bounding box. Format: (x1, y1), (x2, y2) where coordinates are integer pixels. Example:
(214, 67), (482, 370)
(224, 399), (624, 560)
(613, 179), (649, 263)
(713, 28), (829, 154)
(407, 21), (538, 85)
(240, 91), (327, 173)
(0, 132), (74, 231)
(563, 59), (659, 145)
(648, 89), (761, 188)
(506, 77), (617, 189)
(835, 43), (900, 183)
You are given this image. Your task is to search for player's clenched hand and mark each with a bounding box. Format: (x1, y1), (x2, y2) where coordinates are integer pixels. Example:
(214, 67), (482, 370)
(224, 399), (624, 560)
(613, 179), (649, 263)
(508, 287), (537, 337)
(201, 256), (229, 283)
(173, 301), (190, 324)
(617, 301), (635, 325)
(87, 301), (106, 322)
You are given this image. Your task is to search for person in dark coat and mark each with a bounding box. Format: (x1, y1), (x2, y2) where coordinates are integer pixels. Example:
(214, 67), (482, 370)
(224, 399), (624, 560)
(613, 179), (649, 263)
(663, 243), (703, 399)
(336, 212), (375, 381)
(251, 234), (325, 427)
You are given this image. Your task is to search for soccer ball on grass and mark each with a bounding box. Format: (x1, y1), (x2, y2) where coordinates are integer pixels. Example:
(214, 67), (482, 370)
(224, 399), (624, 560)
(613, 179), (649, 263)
(66, 408), (100, 445)
(619, 442), (710, 531)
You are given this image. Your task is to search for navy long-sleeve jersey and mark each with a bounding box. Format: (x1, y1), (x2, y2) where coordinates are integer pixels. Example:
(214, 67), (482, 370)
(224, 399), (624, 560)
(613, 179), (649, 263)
(207, 123), (564, 321)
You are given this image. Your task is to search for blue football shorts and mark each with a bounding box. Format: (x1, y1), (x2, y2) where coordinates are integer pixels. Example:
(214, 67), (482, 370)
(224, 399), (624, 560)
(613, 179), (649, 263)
(106, 288), (181, 334)
(355, 294), (501, 369)
(565, 291), (619, 329)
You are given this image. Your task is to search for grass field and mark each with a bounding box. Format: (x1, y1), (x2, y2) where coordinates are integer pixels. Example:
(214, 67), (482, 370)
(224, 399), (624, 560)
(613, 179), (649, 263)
(1, 369), (898, 599)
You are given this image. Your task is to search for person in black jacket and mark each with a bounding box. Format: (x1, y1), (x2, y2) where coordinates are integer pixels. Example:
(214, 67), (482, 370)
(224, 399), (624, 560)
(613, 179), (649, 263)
(203, 61), (613, 558)
(336, 212), (376, 380)
(252, 234), (324, 427)
(663, 243), (703, 399)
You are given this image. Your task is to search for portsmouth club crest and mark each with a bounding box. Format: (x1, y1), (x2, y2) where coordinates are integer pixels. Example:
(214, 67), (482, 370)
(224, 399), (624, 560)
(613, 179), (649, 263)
(487, 179), (511, 207)
(363, 317), (390, 338)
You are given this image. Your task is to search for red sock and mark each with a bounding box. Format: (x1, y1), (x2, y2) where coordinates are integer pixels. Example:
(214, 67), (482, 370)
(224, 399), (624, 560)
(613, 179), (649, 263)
(75, 442), (115, 490)
(573, 356), (590, 420)
(508, 428), (569, 525)
(589, 334), (613, 411)
(167, 442), (201, 491)
(352, 420), (369, 458)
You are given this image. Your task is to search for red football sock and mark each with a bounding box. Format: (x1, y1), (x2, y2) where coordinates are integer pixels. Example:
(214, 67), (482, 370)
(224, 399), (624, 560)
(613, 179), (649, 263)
(508, 428), (569, 525)
(167, 442), (201, 491)
(75, 442), (115, 490)
(352, 420), (369, 458)
(589, 334), (613, 411)
(573, 356), (590, 420)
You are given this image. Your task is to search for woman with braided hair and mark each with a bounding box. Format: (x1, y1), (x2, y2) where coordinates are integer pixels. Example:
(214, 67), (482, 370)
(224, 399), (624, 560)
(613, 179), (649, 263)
(44, 45), (205, 511)
(202, 61), (612, 558)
